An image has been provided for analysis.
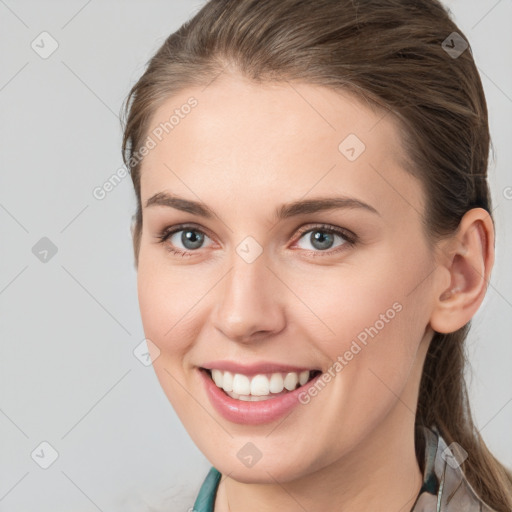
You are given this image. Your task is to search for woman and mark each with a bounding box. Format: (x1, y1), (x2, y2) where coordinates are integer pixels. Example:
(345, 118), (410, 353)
(121, 0), (512, 510)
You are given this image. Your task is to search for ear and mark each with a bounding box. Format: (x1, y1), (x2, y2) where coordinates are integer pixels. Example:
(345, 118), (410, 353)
(429, 208), (495, 334)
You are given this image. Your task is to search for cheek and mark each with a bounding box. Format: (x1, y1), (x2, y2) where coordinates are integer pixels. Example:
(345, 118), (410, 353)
(288, 258), (416, 346)
(288, 248), (430, 386)
(285, 266), (426, 446)
(136, 257), (206, 417)
(136, 253), (205, 358)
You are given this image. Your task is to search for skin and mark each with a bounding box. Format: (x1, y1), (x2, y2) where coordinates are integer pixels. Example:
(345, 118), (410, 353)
(135, 72), (494, 512)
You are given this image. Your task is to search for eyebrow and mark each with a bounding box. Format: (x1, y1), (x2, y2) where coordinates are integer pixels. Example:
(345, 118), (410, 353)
(144, 191), (380, 219)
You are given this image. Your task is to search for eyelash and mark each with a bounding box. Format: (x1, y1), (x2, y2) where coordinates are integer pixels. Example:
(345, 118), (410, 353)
(155, 223), (357, 258)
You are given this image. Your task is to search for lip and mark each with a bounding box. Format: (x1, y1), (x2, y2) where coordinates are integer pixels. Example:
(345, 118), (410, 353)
(200, 360), (319, 377)
(198, 367), (322, 425)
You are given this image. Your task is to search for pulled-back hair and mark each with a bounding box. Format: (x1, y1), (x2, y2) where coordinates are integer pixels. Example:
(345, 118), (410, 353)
(121, 1), (512, 508)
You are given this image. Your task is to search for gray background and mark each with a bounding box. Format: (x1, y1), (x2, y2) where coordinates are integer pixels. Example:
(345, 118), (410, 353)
(0, 1), (511, 511)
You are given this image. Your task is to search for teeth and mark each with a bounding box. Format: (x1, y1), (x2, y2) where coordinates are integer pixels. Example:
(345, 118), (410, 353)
(269, 373), (284, 393)
(251, 374), (270, 396)
(233, 373), (251, 395)
(284, 372), (299, 391)
(222, 371), (234, 392)
(208, 369), (314, 399)
(211, 369), (223, 388)
(298, 370), (310, 386)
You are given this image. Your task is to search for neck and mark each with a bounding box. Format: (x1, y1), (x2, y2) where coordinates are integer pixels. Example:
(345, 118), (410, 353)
(215, 409), (424, 512)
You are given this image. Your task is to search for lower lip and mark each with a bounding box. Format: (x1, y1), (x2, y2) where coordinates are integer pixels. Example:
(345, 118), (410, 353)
(198, 368), (322, 425)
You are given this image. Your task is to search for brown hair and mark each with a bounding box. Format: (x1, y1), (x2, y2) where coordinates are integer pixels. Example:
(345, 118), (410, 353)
(121, 0), (512, 508)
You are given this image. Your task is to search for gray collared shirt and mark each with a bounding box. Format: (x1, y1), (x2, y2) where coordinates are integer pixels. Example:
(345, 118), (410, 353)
(411, 425), (496, 511)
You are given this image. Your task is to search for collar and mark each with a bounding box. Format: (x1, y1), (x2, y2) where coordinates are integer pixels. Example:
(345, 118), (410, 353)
(411, 424), (496, 511)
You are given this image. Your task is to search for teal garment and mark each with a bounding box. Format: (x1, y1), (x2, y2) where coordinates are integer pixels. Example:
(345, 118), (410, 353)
(193, 466), (221, 512)
(192, 425), (497, 511)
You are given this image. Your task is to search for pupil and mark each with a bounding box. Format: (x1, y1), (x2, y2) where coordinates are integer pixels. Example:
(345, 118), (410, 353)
(182, 230), (203, 249)
(312, 231), (333, 250)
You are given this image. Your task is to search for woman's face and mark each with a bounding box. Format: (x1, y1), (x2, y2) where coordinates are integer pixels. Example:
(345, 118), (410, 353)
(136, 74), (441, 482)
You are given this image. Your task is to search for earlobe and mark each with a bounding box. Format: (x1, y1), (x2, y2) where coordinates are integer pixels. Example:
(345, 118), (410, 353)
(429, 208), (494, 334)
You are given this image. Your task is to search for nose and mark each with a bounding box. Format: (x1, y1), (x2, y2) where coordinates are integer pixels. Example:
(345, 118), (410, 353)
(212, 251), (286, 343)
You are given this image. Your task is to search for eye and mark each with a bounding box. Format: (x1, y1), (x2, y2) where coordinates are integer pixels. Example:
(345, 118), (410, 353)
(156, 223), (357, 258)
(293, 224), (356, 256)
(156, 224), (213, 257)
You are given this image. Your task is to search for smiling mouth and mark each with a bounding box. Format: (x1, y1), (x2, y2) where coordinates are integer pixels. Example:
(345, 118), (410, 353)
(200, 367), (322, 401)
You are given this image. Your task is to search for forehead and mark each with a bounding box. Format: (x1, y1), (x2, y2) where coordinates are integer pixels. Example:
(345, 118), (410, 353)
(139, 74), (424, 220)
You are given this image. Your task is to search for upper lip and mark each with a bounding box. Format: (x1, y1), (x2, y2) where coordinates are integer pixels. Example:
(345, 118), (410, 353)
(200, 360), (320, 376)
